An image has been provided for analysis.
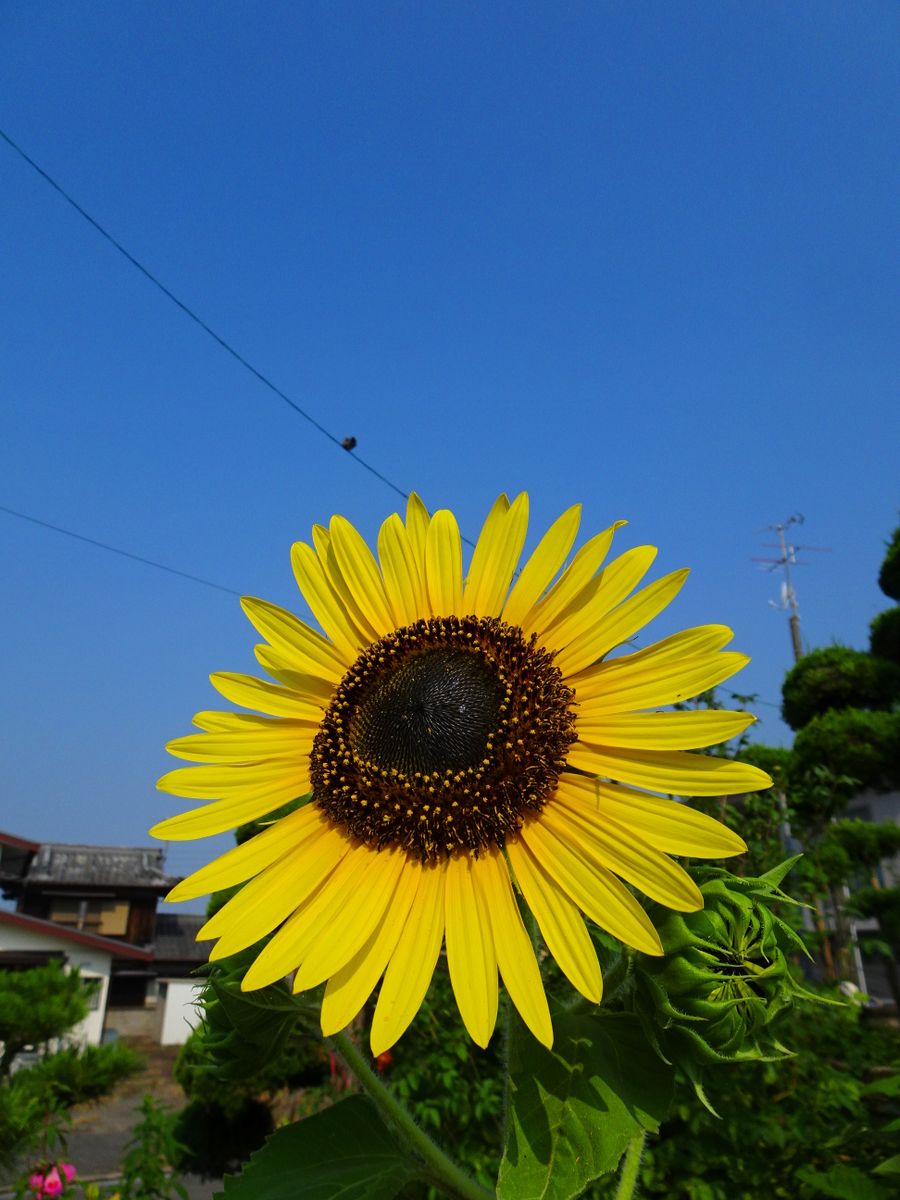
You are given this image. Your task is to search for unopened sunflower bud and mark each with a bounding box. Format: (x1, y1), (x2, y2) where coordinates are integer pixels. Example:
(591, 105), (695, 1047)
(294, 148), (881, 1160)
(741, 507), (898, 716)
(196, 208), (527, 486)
(633, 857), (824, 1073)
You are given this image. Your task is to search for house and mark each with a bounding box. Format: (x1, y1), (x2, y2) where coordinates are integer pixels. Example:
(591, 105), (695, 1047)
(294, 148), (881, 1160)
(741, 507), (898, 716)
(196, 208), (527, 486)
(0, 831), (207, 1046)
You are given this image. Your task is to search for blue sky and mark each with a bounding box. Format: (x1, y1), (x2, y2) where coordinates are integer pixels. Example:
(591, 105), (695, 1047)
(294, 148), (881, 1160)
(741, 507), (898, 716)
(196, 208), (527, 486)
(2, 3), (898, 892)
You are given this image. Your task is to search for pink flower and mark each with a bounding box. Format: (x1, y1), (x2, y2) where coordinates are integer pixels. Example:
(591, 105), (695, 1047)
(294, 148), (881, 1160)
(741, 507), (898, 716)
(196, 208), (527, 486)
(41, 1167), (63, 1197)
(59, 1165), (76, 1184)
(28, 1171), (44, 1195)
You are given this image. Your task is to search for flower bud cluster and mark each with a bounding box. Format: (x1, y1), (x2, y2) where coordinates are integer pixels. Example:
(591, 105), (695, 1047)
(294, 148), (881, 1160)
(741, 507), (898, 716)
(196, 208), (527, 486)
(632, 858), (821, 1080)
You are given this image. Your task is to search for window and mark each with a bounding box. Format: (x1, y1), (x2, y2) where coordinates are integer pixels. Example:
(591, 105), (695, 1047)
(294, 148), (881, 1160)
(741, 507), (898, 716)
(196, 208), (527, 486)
(81, 975), (102, 1011)
(48, 898), (130, 936)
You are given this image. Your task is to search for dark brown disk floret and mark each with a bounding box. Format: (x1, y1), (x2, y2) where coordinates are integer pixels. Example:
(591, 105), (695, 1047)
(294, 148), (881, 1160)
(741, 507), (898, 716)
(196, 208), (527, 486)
(309, 615), (577, 861)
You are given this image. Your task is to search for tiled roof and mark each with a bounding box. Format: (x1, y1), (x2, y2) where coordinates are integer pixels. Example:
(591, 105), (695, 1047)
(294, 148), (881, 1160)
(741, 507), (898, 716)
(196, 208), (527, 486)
(0, 910), (154, 960)
(153, 912), (207, 962)
(24, 843), (177, 890)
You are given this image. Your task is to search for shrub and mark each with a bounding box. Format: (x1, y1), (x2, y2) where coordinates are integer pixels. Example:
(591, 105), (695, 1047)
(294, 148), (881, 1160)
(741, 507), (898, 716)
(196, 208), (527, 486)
(792, 708), (900, 794)
(870, 605), (900, 665)
(16, 1042), (142, 1106)
(0, 1083), (42, 1168)
(781, 645), (900, 731)
(879, 523), (900, 600)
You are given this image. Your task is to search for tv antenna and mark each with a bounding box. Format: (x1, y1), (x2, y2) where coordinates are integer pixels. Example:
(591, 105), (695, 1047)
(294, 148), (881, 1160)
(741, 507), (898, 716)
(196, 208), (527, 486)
(752, 514), (831, 663)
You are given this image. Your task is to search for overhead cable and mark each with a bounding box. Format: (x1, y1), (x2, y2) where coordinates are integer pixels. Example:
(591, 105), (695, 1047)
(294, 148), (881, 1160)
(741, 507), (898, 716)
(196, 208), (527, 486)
(0, 126), (409, 503)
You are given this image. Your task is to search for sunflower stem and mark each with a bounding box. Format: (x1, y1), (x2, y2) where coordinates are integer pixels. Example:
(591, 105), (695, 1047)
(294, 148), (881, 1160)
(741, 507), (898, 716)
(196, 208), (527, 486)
(614, 1132), (645, 1200)
(331, 1028), (494, 1200)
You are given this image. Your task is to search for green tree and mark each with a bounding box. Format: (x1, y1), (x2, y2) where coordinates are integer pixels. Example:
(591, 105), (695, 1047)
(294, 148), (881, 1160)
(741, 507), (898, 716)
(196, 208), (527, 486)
(780, 644), (900, 731)
(0, 963), (90, 1077)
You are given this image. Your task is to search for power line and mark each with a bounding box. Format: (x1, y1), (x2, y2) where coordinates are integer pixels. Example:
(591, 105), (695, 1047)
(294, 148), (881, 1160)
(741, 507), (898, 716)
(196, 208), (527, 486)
(0, 125), (410, 504)
(0, 503), (241, 596)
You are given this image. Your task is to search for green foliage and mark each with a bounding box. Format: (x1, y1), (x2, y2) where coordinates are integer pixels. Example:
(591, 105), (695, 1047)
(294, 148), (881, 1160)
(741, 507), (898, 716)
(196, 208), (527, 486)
(0, 964), (92, 1075)
(793, 708), (900, 795)
(179, 959), (323, 1090)
(0, 1083), (44, 1168)
(870, 606), (900, 665)
(172, 957), (326, 1179)
(14, 1042), (142, 1108)
(851, 886), (900, 948)
(593, 992), (900, 1199)
(116, 1095), (188, 1200)
(825, 820), (900, 874)
(389, 959), (505, 1187)
(218, 1096), (421, 1200)
(499, 1010), (673, 1200)
(878, 523), (900, 600)
(781, 645), (900, 731)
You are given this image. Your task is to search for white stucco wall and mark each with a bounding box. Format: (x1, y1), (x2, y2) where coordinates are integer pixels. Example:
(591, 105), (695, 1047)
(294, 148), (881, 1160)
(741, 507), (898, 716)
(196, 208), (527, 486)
(0, 923), (111, 1046)
(158, 978), (203, 1045)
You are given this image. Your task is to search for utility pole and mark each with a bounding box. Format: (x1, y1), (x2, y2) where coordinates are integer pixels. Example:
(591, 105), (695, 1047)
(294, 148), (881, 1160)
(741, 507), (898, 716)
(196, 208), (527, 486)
(753, 514), (831, 663)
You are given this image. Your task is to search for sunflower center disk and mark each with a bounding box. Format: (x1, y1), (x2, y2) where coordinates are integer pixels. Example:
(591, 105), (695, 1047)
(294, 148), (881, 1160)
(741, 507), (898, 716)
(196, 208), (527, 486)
(310, 616), (577, 861)
(349, 648), (504, 775)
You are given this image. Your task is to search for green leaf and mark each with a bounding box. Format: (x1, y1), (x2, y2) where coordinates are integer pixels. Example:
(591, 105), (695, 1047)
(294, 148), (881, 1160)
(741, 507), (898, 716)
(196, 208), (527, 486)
(201, 974), (320, 1081)
(797, 1164), (889, 1200)
(757, 855), (802, 887)
(864, 1073), (900, 1097)
(497, 1010), (674, 1200)
(216, 1096), (421, 1200)
(873, 1155), (900, 1176)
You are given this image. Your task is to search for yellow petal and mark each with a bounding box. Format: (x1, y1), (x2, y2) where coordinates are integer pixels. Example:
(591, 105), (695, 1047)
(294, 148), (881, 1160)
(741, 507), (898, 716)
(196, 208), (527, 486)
(321, 860), (420, 1036)
(157, 761), (304, 799)
(567, 743), (774, 797)
(165, 727), (315, 764)
(425, 510), (463, 617)
(444, 853), (498, 1047)
(521, 521), (627, 637)
(192, 711), (297, 732)
(573, 651), (750, 712)
(559, 775), (747, 858)
(253, 645), (337, 703)
(541, 546), (659, 655)
(378, 513), (428, 626)
(405, 492), (431, 575)
(540, 800), (703, 911)
(502, 503), (581, 628)
(165, 803), (324, 901)
(554, 568), (688, 677)
(463, 494), (530, 618)
(210, 672), (324, 722)
(292, 846), (407, 991)
(241, 597), (347, 680)
(329, 515), (395, 637)
(474, 850), (553, 1048)
(577, 709), (755, 751)
(204, 824), (350, 957)
(520, 819), (663, 955)
(150, 777), (310, 840)
(242, 842), (377, 989)
(506, 838), (602, 1002)
(370, 861), (445, 1055)
(290, 541), (366, 662)
(313, 526), (381, 646)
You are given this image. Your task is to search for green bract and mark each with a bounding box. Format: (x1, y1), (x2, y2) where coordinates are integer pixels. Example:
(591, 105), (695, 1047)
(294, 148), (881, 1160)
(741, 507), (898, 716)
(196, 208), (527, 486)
(632, 859), (826, 1104)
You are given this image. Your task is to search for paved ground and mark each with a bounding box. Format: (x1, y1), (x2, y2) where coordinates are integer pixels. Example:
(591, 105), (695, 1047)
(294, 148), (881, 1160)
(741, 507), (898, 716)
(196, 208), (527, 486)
(2, 1039), (223, 1199)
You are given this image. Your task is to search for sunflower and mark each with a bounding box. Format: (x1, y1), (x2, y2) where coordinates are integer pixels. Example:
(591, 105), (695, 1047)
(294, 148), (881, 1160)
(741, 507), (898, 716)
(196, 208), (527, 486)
(152, 495), (770, 1053)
